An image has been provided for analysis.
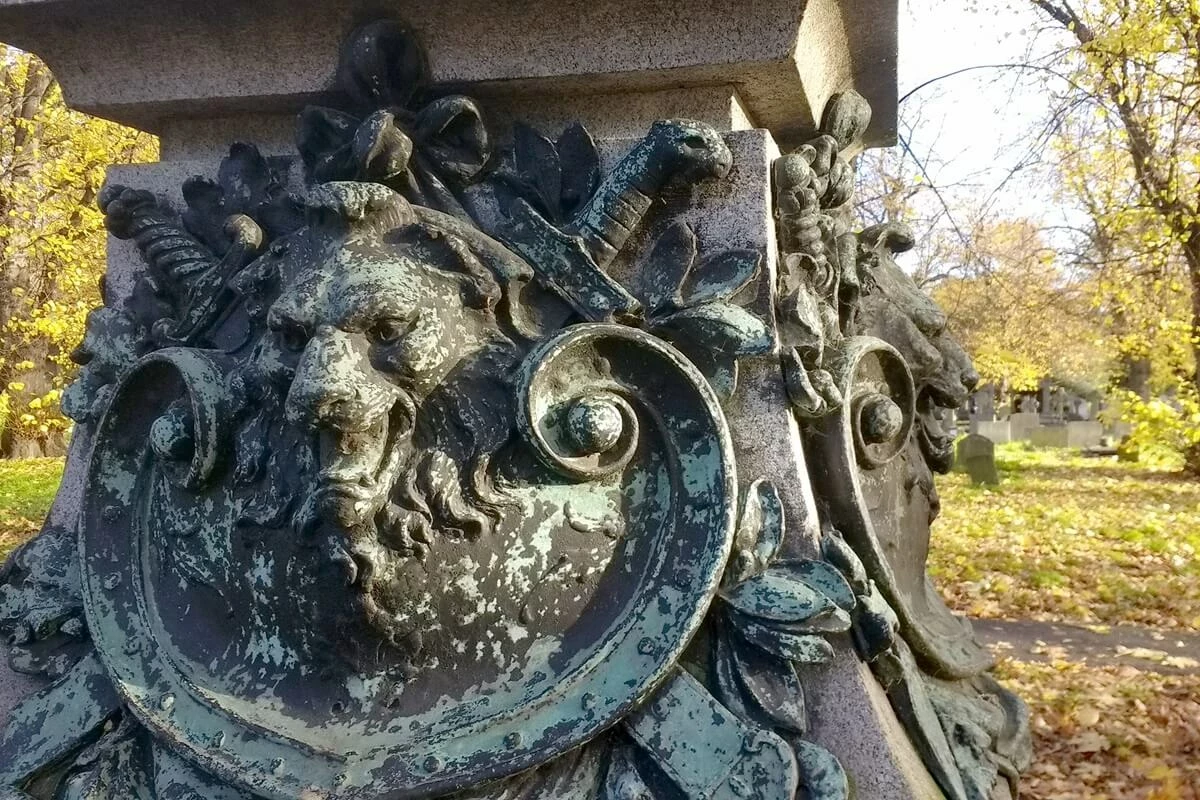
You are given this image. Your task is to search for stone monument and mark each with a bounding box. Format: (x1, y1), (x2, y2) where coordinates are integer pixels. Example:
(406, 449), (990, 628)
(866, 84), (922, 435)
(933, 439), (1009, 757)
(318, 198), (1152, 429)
(0, 3), (1029, 799)
(955, 435), (1000, 486)
(968, 385), (1011, 443)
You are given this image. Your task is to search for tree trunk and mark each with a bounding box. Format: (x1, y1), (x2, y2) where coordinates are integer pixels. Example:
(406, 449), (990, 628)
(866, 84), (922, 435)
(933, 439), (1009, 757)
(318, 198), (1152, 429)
(1184, 237), (1200, 477)
(0, 59), (55, 459)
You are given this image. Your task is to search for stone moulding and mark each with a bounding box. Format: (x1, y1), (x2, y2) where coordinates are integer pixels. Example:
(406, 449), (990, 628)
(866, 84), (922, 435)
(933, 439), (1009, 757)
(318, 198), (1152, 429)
(0, 17), (1026, 800)
(0, 0), (898, 151)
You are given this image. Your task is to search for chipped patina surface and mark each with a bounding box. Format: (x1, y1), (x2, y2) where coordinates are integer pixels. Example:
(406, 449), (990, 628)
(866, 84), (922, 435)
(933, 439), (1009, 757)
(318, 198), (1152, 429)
(773, 93), (1033, 798)
(0, 16), (1028, 800)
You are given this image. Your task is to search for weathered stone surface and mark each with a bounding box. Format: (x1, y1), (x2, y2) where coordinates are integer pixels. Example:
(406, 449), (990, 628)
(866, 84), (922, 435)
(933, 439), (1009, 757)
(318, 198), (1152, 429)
(1067, 420), (1105, 448)
(0, 0), (897, 151)
(1029, 425), (1066, 448)
(0, 665), (43, 733)
(1009, 411), (1041, 441)
(970, 384), (996, 421)
(1031, 421), (1105, 449)
(0, 8), (1031, 800)
(154, 87), (758, 163)
(970, 419), (1012, 444)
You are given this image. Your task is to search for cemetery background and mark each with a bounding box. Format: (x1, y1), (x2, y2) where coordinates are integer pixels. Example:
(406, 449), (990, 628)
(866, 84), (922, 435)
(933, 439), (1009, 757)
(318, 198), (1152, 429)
(0, 0), (1198, 798)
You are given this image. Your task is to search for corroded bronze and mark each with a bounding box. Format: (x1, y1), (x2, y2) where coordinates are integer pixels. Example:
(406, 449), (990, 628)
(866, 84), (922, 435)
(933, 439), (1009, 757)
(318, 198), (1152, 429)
(0, 19), (1028, 800)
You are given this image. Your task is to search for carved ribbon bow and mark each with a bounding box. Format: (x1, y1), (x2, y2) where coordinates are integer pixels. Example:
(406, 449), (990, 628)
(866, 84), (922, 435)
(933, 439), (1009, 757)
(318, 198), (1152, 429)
(297, 20), (490, 217)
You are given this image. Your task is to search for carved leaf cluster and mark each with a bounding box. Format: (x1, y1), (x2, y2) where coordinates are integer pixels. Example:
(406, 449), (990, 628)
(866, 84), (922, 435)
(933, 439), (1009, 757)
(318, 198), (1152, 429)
(634, 221), (769, 399)
(181, 143), (301, 255)
(711, 480), (856, 798)
(491, 123), (602, 225)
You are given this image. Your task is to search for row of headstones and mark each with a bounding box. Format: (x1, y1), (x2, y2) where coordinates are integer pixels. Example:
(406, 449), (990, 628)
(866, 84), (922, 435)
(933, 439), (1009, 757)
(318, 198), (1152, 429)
(959, 382), (1099, 425)
(954, 419), (1130, 485)
(955, 382), (1119, 454)
(967, 416), (1106, 449)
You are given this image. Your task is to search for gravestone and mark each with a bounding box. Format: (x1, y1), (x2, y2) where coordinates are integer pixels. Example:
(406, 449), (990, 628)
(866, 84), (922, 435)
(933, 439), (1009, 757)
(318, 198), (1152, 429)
(1063, 393), (1093, 422)
(1031, 422), (1103, 449)
(971, 384), (996, 421)
(1032, 421), (1104, 449)
(955, 435), (1000, 486)
(1038, 380), (1053, 421)
(1009, 411), (1041, 441)
(1031, 424), (1070, 448)
(1067, 421), (1104, 448)
(0, 4), (1030, 799)
(971, 419), (1012, 444)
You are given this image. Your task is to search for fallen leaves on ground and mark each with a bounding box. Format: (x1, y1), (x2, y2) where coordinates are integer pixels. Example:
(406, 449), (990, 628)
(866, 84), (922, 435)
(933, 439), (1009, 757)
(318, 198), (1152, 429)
(996, 657), (1200, 800)
(931, 445), (1200, 631)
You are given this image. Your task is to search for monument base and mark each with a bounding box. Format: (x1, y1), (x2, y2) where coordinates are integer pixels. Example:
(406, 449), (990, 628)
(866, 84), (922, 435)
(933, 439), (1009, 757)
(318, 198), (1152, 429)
(0, 5), (1028, 800)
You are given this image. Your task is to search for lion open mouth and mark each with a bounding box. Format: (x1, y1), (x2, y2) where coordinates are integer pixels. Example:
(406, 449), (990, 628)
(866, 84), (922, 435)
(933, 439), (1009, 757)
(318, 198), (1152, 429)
(915, 382), (961, 473)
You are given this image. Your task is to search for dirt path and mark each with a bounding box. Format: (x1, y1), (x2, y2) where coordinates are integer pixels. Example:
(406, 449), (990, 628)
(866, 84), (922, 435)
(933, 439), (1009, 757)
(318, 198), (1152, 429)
(971, 618), (1200, 674)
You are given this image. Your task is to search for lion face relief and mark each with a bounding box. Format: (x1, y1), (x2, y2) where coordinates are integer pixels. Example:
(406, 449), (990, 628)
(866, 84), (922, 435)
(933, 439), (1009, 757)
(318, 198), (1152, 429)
(254, 182), (520, 659)
(857, 225), (979, 472)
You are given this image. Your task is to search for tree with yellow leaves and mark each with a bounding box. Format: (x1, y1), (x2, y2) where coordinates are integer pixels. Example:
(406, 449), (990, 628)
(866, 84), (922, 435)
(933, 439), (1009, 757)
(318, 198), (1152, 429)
(855, 135), (1108, 403)
(0, 48), (156, 457)
(929, 217), (1108, 395)
(1029, 0), (1200, 473)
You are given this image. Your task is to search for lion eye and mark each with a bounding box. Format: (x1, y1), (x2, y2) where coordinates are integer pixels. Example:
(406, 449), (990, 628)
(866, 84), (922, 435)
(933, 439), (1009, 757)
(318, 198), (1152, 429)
(682, 134), (708, 149)
(276, 322), (309, 353)
(367, 317), (414, 346)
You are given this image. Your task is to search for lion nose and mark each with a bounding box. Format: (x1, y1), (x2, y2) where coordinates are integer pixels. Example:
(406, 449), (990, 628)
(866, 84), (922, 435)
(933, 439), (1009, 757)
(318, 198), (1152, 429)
(286, 327), (360, 429)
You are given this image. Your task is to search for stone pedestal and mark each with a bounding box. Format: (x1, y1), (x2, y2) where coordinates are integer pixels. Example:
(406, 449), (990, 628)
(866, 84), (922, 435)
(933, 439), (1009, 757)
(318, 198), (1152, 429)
(0, 0), (897, 155)
(0, 4), (1028, 800)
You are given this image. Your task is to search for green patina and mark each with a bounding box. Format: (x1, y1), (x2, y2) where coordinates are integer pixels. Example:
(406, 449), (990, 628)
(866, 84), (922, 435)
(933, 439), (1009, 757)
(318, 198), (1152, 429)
(0, 16), (1029, 800)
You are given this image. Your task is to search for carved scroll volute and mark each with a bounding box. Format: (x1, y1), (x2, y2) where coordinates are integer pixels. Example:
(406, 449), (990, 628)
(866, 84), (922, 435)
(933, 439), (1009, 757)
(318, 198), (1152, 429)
(516, 321), (738, 602)
(814, 336), (916, 471)
(90, 349), (234, 494)
(514, 320), (740, 688)
(805, 337), (991, 680)
(77, 350), (247, 781)
(804, 337), (915, 588)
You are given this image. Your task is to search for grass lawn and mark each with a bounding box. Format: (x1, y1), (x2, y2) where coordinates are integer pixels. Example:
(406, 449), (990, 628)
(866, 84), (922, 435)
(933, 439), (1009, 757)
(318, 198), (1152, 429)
(931, 443), (1200, 631)
(1, 449), (1198, 798)
(932, 445), (1200, 800)
(0, 457), (63, 561)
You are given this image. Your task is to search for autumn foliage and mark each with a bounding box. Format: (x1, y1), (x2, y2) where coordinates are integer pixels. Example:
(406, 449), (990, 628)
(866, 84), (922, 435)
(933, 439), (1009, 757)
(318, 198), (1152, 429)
(0, 48), (156, 457)
(1029, 0), (1200, 472)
